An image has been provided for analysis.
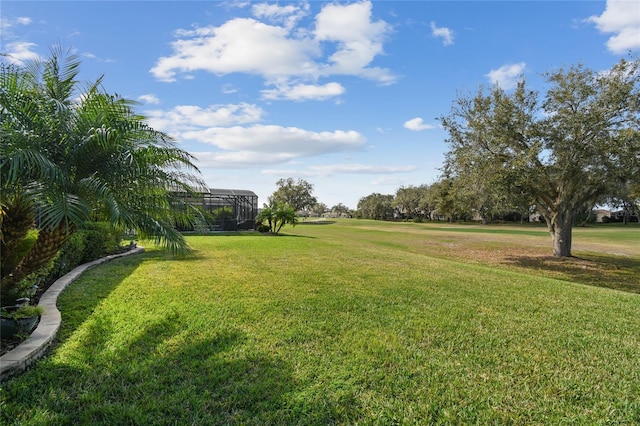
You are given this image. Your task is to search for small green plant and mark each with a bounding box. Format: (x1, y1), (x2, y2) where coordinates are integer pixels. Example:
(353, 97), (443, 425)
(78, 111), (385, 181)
(256, 202), (298, 234)
(1, 305), (43, 320)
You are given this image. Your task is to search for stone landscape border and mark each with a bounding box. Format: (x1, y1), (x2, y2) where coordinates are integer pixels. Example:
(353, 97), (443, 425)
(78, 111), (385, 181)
(0, 247), (145, 381)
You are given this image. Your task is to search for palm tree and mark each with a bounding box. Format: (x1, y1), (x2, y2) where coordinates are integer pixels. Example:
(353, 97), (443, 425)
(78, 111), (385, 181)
(1, 46), (204, 298)
(256, 204), (274, 233)
(256, 202), (297, 234)
(273, 203), (298, 234)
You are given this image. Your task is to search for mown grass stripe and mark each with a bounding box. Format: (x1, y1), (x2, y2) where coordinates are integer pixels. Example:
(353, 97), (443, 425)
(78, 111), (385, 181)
(1, 220), (639, 424)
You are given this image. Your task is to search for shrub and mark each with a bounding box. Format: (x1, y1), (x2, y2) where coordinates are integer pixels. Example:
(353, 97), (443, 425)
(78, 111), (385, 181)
(45, 233), (87, 282)
(81, 230), (106, 263)
(42, 222), (123, 287)
(81, 222), (122, 258)
(1, 222), (126, 309)
(256, 221), (271, 233)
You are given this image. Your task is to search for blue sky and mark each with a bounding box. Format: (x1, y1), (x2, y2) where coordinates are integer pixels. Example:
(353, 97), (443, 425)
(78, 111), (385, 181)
(2, 1), (639, 209)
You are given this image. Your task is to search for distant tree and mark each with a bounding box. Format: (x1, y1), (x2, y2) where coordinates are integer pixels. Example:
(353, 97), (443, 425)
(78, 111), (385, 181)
(393, 186), (420, 219)
(268, 178), (317, 212)
(311, 202), (328, 217)
(417, 184), (439, 221)
(393, 185), (435, 220)
(256, 202), (298, 234)
(356, 193), (395, 220)
(430, 178), (467, 222)
(440, 58), (640, 256)
(331, 203), (350, 216)
(606, 179), (640, 224)
(446, 176), (510, 224)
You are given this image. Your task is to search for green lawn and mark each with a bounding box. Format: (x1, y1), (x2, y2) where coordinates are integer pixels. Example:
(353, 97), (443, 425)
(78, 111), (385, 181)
(2, 220), (639, 424)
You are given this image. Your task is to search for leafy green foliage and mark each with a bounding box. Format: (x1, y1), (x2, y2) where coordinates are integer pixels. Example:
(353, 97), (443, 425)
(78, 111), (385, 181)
(392, 185), (438, 221)
(440, 58), (640, 256)
(43, 222), (123, 286)
(256, 202), (298, 234)
(268, 178), (317, 212)
(330, 203), (351, 216)
(356, 193), (395, 219)
(311, 202), (328, 217)
(1, 45), (203, 296)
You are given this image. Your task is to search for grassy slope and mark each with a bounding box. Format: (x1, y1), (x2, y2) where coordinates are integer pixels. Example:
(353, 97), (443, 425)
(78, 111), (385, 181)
(1, 220), (639, 424)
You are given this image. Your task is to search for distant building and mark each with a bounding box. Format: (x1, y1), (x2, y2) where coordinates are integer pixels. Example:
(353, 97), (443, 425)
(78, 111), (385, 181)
(593, 209), (611, 223)
(173, 188), (258, 231)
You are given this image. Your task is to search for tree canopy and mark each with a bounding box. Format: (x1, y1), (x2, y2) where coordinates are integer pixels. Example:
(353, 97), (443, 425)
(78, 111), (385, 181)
(439, 58), (640, 256)
(357, 193), (395, 220)
(268, 178), (317, 212)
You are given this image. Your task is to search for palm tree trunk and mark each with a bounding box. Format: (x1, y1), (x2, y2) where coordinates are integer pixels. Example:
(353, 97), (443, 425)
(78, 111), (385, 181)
(1, 197), (36, 276)
(1, 223), (72, 296)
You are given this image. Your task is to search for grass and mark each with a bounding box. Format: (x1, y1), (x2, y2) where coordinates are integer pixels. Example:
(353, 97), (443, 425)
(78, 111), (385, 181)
(1, 219), (639, 424)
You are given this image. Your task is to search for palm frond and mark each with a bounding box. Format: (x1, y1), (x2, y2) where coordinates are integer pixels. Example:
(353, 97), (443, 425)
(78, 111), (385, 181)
(37, 191), (89, 231)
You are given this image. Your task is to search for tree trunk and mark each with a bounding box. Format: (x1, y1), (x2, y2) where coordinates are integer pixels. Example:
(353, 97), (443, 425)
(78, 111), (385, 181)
(1, 198), (36, 276)
(548, 211), (573, 257)
(1, 223), (73, 297)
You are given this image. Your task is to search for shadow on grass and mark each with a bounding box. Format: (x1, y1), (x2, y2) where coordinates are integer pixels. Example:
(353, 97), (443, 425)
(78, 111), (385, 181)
(137, 248), (209, 263)
(503, 253), (640, 294)
(2, 312), (301, 424)
(2, 257), (358, 423)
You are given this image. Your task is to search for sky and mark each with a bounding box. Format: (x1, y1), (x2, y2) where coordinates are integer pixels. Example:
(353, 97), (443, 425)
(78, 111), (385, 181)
(2, 1), (639, 209)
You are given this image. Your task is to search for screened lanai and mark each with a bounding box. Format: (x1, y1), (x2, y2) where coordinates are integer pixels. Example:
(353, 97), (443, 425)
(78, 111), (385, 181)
(173, 188), (259, 231)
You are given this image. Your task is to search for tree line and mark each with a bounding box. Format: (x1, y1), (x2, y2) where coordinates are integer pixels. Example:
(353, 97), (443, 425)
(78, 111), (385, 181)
(337, 58), (640, 258)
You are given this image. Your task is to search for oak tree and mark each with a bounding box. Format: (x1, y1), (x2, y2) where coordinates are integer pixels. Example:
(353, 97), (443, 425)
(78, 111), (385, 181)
(268, 178), (317, 212)
(440, 58), (640, 256)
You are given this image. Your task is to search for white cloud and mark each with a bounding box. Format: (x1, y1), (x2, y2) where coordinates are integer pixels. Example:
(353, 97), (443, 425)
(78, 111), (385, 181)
(145, 102), (264, 133)
(314, 1), (395, 83)
(80, 51), (116, 63)
(485, 62), (526, 89)
(138, 94), (160, 104)
(430, 21), (454, 46)
(16, 17), (32, 26)
(403, 117), (435, 131)
(150, 1), (395, 94)
(308, 163), (417, 175)
(188, 126), (365, 167)
(145, 101), (365, 167)
(0, 16), (40, 65)
(251, 2), (309, 30)
(261, 168), (305, 176)
(221, 84), (238, 94)
(588, 0), (640, 54)
(3, 41), (41, 65)
(262, 163), (417, 177)
(151, 18), (319, 82)
(261, 81), (345, 101)
(184, 125), (364, 154)
(192, 150), (295, 167)
(1, 16), (32, 32)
